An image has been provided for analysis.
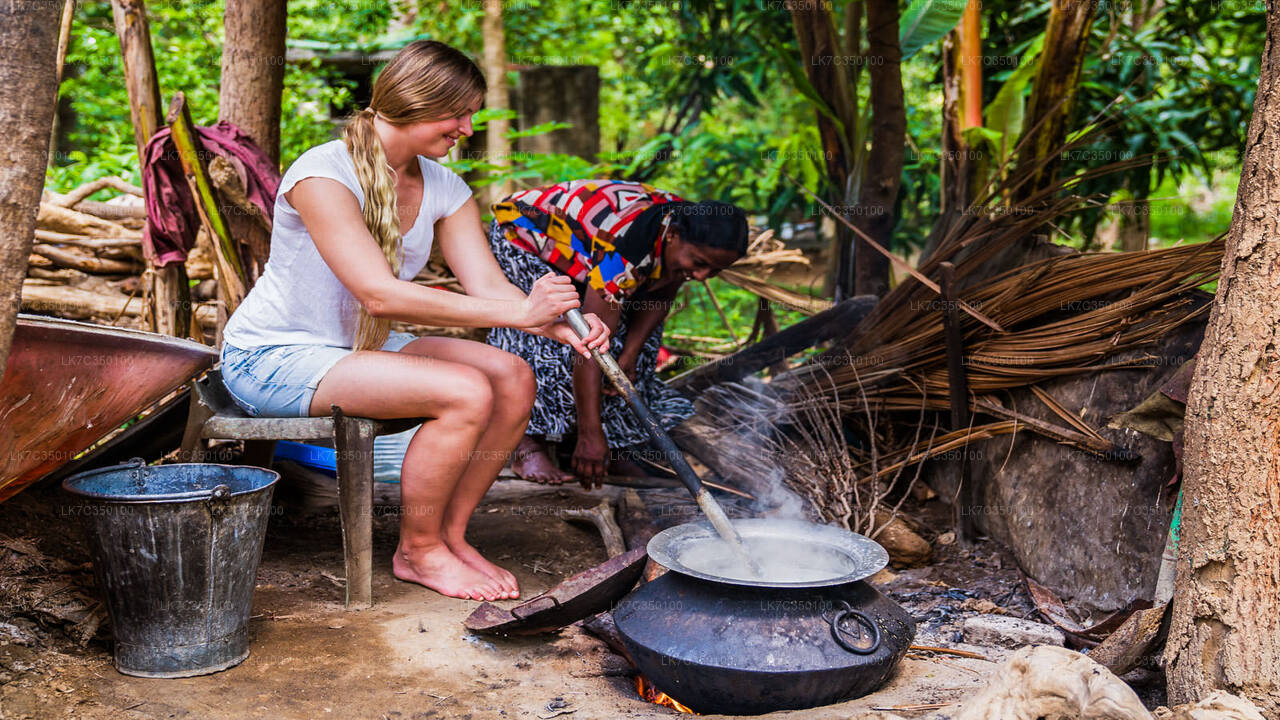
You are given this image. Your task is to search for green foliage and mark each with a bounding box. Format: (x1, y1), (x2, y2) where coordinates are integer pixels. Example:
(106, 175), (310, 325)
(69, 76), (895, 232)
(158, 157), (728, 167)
(447, 108), (624, 194)
(279, 61), (358, 167)
(661, 277), (809, 354)
(287, 0), (397, 45)
(966, 34), (1044, 172)
(1147, 170), (1240, 247)
(53, 0), (221, 188)
(1059, 0), (1262, 240)
(50, 0), (359, 190)
(899, 0), (968, 59)
(46, 0), (1262, 269)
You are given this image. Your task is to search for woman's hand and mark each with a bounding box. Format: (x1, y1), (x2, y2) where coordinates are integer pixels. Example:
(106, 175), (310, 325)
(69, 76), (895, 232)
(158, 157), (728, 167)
(518, 273), (581, 328)
(534, 313), (611, 358)
(572, 427), (609, 489)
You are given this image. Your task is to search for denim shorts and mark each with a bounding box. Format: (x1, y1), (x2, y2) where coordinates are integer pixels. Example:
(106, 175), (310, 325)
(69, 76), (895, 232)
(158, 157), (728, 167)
(220, 332), (419, 417)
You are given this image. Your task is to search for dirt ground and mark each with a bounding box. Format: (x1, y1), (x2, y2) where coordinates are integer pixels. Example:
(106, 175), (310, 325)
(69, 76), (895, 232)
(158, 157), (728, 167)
(0, 475), (1061, 720)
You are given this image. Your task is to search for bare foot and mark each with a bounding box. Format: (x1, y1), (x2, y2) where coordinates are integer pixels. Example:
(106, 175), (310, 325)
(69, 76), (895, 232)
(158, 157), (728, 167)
(511, 435), (573, 485)
(445, 535), (519, 599)
(392, 542), (504, 601)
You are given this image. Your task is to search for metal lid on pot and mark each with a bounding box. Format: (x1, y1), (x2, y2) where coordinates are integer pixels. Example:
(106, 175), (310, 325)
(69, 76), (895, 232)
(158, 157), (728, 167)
(647, 518), (889, 589)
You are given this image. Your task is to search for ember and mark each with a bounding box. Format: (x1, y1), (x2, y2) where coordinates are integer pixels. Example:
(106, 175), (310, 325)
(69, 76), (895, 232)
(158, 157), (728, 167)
(635, 675), (698, 714)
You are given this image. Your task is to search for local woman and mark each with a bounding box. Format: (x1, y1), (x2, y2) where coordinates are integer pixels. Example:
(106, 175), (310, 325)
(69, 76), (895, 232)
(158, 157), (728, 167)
(219, 41), (608, 603)
(487, 182), (748, 487)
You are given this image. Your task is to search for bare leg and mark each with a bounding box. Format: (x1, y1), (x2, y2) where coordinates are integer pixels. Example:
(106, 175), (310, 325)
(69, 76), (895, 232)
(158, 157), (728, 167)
(397, 337), (535, 598)
(308, 350), (505, 602)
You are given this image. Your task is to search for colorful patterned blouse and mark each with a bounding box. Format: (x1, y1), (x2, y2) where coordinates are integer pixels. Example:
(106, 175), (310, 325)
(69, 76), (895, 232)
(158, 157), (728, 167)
(492, 180), (684, 303)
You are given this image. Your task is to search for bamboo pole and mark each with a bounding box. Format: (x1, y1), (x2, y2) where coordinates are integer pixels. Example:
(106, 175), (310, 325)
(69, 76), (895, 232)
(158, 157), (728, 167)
(48, 0), (76, 168)
(110, 0), (190, 337)
(166, 92), (247, 318)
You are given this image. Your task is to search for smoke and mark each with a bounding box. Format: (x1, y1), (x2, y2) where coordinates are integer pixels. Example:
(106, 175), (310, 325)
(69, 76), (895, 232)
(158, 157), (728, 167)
(685, 376), (845, 523)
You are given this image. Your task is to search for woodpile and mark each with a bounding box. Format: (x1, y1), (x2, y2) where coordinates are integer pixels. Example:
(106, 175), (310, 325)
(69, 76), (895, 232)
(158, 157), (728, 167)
(21, 176), (218, 338)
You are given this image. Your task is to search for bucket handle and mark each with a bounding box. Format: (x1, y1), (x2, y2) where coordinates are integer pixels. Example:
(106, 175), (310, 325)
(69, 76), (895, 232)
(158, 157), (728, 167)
(207, 484), (232, 514)
(828, 601), (881, 655)
(125, 456), (147, 490)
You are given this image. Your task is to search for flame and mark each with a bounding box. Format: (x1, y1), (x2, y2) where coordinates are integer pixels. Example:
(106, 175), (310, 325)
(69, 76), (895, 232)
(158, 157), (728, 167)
(635, 675), (698, 714)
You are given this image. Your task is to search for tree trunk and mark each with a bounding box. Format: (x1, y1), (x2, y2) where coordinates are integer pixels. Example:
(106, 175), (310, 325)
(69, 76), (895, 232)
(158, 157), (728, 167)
(1117, 198), (1150, 252)
(1165, 2), (1280, 712)
(926, 1), (982, 263)
(219, 0), (285, 165)
(0, 0), (64, 382)
(1013, 0), (1096, 200)
(789, 2), (858, 297)
(112, 0), (164, 158)
(853, 0), (904, 298)
(219, 0), (285, 285)
(482, 0), (511, 209)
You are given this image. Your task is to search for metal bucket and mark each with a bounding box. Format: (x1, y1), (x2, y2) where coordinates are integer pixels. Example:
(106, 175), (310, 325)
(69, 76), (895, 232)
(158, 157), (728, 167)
(62, 460), (278, 678)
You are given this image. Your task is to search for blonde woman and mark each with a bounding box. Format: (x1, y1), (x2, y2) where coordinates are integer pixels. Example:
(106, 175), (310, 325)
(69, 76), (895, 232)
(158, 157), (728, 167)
(220, 40), (608, 603)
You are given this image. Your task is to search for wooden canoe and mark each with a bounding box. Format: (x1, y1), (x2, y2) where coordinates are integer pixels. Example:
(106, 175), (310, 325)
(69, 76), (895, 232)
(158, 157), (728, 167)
(0, 314), (217, 503)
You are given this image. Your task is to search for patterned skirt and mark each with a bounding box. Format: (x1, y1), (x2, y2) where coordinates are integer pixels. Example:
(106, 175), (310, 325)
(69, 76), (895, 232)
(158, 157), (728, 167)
(486, 221), (694, 449)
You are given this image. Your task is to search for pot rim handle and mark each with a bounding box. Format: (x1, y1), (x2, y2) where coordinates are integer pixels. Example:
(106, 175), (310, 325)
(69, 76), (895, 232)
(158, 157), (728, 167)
(510, 593), (560, 620)
(830, 602), (881, 655)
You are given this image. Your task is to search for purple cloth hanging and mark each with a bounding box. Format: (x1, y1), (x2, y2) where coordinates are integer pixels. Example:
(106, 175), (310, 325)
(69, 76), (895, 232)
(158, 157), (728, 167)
(141, 120), (280, 267)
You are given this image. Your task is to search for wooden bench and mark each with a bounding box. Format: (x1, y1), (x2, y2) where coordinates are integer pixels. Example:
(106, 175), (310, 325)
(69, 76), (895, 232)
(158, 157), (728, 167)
(180, 369), (423, 609)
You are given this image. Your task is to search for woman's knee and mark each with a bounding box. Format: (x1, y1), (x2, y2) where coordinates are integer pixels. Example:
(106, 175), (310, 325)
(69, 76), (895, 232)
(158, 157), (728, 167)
(477, 350), (535, 417)
(436, 366), (494, 426)
(503, 356), (536, 414)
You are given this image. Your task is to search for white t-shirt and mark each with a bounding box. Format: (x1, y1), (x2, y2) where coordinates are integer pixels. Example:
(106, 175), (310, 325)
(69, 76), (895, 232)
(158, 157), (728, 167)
(222, 139), (472, 349)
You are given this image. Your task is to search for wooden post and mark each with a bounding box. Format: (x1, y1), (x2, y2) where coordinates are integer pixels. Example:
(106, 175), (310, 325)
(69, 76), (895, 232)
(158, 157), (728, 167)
(755, 297), (790, 377)
(1165, 4), (1280, 707)
(167, 92), (248, 317)
(940, 262), (976, 544)
(332, 405), (375, 610)
(110, 0), (190, 338)
(669, 296), (878, 394)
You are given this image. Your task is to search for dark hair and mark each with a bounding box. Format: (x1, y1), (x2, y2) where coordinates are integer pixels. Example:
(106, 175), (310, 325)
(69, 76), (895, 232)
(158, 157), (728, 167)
(668, 201), (749, 255)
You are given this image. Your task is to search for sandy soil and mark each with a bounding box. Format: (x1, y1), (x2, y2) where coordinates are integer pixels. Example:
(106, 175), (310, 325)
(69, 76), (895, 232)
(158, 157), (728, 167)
(0, 478), (1019, 720)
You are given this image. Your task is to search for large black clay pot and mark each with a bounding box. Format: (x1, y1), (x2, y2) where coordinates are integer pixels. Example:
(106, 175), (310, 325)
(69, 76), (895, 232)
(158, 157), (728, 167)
(613, 520), (916, 715)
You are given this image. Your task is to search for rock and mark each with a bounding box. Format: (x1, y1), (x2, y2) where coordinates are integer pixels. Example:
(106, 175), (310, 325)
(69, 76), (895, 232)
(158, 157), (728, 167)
(872, 509), (932, 567)
(962, 614), (1065, 648)
(1153, 690), (1267, 720)
(950, 645), (1153, 720)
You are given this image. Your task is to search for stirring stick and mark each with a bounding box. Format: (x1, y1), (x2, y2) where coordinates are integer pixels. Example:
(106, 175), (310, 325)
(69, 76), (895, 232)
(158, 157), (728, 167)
(563, 309), (763, 577)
